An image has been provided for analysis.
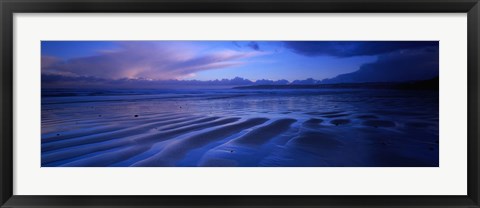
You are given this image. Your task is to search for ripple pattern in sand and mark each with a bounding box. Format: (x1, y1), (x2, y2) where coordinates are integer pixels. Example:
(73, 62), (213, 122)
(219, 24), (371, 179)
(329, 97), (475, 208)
(42, 89), (439, 167)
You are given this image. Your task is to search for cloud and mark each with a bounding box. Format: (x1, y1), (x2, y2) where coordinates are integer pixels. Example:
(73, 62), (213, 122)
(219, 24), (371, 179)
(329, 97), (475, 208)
(41, 55), (62, 69)
(41, 42), (262, 80)
(247, 41), (260, 51)
(41, 56), (78, 76)
(231, 41), (261, 51)
(232, 41), (241, 48)
(41, 75), (260, 89)
(322, 46), (439, 83)
(284, 41), (438, 57)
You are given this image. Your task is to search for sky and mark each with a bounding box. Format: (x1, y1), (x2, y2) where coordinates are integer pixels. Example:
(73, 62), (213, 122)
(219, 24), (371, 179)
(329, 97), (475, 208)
(41, 41), (439, 88)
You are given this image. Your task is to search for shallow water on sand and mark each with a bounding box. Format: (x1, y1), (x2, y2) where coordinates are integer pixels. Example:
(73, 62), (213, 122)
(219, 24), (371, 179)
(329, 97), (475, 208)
(41, 88), (439, 167)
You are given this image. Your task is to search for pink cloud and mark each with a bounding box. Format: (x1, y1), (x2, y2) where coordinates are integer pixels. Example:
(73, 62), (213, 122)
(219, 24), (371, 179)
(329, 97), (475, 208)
(41, 42), (264, 80)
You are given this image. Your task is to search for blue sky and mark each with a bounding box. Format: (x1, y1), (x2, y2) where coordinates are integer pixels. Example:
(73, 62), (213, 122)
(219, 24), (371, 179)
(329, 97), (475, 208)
(42, 41), (379, 81)
(41, 41), (438, 87)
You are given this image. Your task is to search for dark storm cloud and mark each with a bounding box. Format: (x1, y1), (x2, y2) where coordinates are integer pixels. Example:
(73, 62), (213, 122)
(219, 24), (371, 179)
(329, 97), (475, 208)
(322, 46), (439, 83)
(284, 41), (438, 57)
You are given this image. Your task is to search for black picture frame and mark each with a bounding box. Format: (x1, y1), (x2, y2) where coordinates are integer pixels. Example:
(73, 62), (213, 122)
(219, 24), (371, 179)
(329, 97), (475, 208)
(1, 0), (479, 207)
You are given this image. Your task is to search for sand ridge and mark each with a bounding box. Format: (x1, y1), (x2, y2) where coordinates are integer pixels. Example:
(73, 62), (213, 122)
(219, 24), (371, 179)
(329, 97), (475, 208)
(42, 89), (439, 167)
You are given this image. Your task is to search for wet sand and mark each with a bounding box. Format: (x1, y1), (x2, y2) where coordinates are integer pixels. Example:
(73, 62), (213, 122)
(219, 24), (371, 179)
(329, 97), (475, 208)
(41, 89), (439, 167)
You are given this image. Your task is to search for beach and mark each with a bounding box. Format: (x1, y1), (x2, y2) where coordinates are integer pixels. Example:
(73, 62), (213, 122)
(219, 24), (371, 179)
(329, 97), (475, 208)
(41, 88), (439, 167)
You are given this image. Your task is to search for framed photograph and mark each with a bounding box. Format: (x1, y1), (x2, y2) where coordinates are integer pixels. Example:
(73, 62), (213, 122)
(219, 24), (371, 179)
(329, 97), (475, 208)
(1, 0), (479, 207)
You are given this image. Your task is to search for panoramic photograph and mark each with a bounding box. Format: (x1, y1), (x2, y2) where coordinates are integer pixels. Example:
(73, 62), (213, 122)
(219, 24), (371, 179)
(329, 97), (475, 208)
(41, 41), (439, 167)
